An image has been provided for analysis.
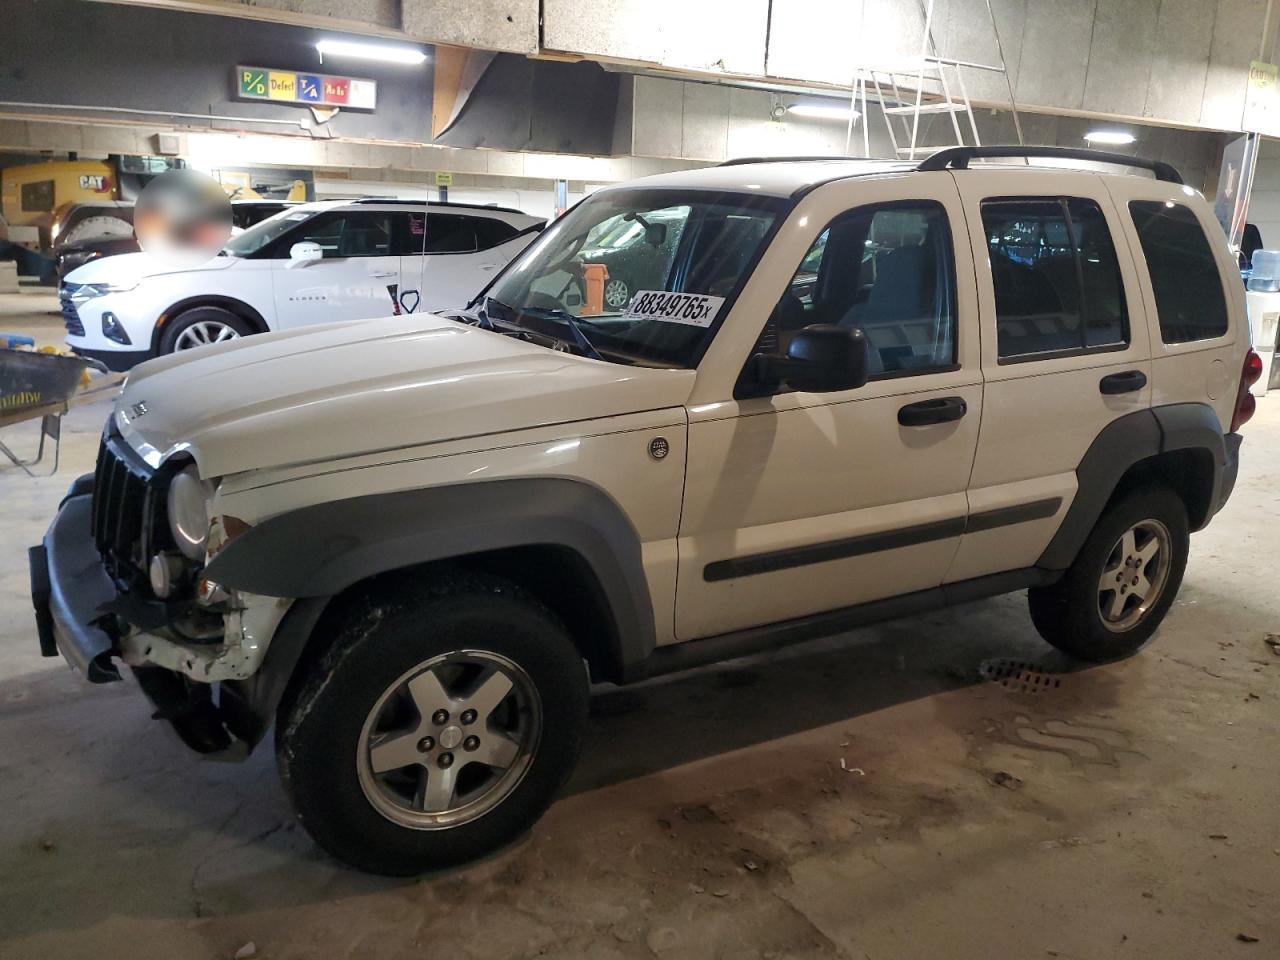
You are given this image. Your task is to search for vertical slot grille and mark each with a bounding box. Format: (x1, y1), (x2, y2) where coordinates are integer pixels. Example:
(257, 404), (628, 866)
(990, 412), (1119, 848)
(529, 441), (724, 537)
(90, 431), (154, 579)
(59, 286), (86, 337)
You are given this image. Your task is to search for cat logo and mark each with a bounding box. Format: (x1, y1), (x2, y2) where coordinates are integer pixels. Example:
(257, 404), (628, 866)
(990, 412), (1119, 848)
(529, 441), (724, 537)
(129, 401), (149, 419)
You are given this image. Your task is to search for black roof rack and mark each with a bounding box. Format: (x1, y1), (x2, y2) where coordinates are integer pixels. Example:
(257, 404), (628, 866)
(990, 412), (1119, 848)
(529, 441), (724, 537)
(718, 156), (871, 167)
(349, 198), (529, 215)
(916, 145), (1183, 184)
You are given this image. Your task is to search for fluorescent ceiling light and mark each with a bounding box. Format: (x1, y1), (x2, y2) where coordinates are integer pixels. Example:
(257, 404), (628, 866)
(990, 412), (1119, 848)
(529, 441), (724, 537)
(315, 39), (427, 65)
(787, 102), (859, 121)
(1083, 129), (1136, 145)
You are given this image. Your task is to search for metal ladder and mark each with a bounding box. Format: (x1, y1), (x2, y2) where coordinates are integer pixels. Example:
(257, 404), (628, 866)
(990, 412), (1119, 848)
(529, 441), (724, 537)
(844, 0), (1023, 159)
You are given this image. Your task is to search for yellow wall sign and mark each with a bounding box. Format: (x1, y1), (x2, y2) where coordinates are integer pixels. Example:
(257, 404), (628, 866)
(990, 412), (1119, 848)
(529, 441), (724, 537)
(435, 172), (454, 187)
(236, 66), (376, 110)
(268, 71), (298, 101)
(1244, 60), (1280, 136)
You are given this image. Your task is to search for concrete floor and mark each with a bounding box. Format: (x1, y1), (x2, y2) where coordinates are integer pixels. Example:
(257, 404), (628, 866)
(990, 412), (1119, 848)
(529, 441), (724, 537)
(1, 288), (1277, 959)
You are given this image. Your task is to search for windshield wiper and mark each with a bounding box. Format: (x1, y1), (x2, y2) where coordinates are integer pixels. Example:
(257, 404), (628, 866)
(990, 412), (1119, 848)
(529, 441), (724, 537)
(484, 297), (604, 361)
(453, 299), (494, 330)
(524, 306), (605, 361)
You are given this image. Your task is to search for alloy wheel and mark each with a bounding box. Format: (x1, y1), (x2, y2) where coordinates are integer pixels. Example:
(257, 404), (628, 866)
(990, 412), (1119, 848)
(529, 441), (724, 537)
(1097, 518), (1172, 632)
(173, 320), (241, 351)
(603, 278), (630, 310)
(356, 651), (542, 829)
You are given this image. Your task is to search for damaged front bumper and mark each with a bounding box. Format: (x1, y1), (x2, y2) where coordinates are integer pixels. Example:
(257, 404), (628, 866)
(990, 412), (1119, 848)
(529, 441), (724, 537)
(29, 490), (121, 683)
(28, 477), (300, 755)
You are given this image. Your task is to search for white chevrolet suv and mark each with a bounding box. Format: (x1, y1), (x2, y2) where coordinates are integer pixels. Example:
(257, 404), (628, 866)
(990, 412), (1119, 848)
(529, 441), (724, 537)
(31, 147), (1258, 875)
(58, 199), (543, 370)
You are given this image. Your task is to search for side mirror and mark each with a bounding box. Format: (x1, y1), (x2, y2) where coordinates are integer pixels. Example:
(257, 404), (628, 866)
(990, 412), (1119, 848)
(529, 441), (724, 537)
(754, 324), (869, 394)
(644, 222), (667, 248)
(287, 241), (323, 268)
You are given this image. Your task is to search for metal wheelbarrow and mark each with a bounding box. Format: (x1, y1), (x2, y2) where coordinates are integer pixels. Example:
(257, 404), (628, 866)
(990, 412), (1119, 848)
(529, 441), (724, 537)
(0, 336), (114, 475)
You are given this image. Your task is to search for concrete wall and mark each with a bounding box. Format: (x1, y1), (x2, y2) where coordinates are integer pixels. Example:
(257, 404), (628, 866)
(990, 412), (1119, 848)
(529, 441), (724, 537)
(1, 0), (434, 144)
(543, 0), (769, 75)
(104, 0), (1280, 134)
(628, 75), (1226, 192)
(0, 116), (709, 185)
(105, 0), (540, 53)
(616, 0), (1279, 133)
(630, 77), (895, 163)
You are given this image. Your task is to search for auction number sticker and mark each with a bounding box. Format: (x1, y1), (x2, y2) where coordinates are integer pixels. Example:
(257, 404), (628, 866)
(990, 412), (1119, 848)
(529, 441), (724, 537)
(624, 290), (725, 328)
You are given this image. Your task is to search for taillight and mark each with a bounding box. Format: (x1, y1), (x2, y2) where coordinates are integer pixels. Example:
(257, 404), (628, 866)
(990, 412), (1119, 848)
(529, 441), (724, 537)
(1230, 348), (1263, 431)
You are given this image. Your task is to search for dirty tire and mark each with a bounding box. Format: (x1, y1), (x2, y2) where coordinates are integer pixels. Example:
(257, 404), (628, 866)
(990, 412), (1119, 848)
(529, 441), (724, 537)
(276, 572), (588, 875)
(158, 306), (254, 355)
(1028, 486), (1189, 662)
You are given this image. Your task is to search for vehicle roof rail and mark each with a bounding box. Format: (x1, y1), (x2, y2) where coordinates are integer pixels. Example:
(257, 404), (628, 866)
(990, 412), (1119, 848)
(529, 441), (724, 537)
(717, 156), (871, 167)
(916, 145), (1183, 184)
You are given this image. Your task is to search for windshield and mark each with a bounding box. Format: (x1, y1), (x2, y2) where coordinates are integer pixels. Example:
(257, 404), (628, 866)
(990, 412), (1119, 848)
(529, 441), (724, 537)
(222, 207), (317, 256)
(480, 189), (787, 368)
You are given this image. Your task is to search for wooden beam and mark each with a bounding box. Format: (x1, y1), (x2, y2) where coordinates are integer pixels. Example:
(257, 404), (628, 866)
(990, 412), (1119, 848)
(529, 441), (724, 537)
(432, 44), (468, 139)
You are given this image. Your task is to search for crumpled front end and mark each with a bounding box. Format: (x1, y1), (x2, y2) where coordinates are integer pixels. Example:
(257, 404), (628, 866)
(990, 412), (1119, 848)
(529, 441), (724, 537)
(28, 420), (296, 756)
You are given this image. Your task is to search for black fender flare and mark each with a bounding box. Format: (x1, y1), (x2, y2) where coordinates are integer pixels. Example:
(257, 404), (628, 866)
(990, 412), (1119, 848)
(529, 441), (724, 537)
(1153, 402), (1227, 464)
(1037, 403), (1225, 570)
(205, 477), (655, 706)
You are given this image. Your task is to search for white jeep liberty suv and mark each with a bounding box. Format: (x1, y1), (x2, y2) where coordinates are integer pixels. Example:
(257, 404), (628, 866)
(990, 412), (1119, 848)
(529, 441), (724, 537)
(31, 146), (1260, 875)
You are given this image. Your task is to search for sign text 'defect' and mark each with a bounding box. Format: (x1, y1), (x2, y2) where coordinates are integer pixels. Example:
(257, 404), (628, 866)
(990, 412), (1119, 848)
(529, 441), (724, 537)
(236, 66), (376, 110)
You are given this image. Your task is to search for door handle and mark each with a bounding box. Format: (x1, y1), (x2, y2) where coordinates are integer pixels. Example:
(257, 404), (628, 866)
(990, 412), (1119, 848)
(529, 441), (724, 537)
(1099, 370), (1147, 395)
(368, 269), (397, 278)
(898, 396), (968, 426)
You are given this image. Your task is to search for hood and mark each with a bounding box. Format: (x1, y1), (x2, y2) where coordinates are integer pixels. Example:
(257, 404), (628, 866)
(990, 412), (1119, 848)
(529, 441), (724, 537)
(65, 250), (237, 285)
(116, 313), (695, 477)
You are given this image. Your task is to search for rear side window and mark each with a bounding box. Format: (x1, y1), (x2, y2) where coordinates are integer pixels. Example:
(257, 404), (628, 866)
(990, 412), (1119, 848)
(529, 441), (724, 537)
(981, 197), (1129, 361)
(1129, 201), (1228, 343)
(406, 213), (478, 254)
(473, 216), (519, 250)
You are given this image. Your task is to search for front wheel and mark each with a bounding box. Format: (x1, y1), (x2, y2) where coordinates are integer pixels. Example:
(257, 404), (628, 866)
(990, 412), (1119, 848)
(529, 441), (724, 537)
(276, 573), (588, 875)
(1029, 487), (1189, 662)
(603, 277), (630, 310)
(159, 306), (254, 355)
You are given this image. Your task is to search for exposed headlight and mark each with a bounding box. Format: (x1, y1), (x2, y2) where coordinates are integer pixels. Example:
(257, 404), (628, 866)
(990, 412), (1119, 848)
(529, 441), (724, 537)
(167, 465), (215, 561)
(71, 280), (138, 301)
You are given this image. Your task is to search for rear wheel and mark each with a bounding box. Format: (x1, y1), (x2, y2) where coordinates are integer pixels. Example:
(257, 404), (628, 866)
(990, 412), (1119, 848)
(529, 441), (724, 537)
(1029, 487), (1189, 661)
(159, 306), (254, 355)
(276, 572), (588, 875)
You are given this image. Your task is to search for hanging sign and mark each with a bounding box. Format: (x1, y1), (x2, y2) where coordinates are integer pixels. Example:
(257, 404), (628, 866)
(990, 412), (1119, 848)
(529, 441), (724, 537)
(1243, 61), (1280, 136)
(236, 66), (377, 110)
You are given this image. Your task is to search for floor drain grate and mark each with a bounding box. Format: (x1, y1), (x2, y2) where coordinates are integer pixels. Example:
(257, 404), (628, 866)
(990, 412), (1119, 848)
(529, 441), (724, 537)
(979, 659), (1063, 693)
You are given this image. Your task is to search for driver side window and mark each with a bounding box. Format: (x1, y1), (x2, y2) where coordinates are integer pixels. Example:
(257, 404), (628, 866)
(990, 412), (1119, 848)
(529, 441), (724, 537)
(272, 212), (394, 259)
(760, 201), (957, 379)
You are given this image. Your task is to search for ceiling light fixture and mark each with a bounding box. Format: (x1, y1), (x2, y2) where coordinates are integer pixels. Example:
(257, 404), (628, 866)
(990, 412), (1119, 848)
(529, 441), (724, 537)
(787, 102), (860, 121)
(315, 39), (428, 65)
(1083, 129), (1136, 145)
